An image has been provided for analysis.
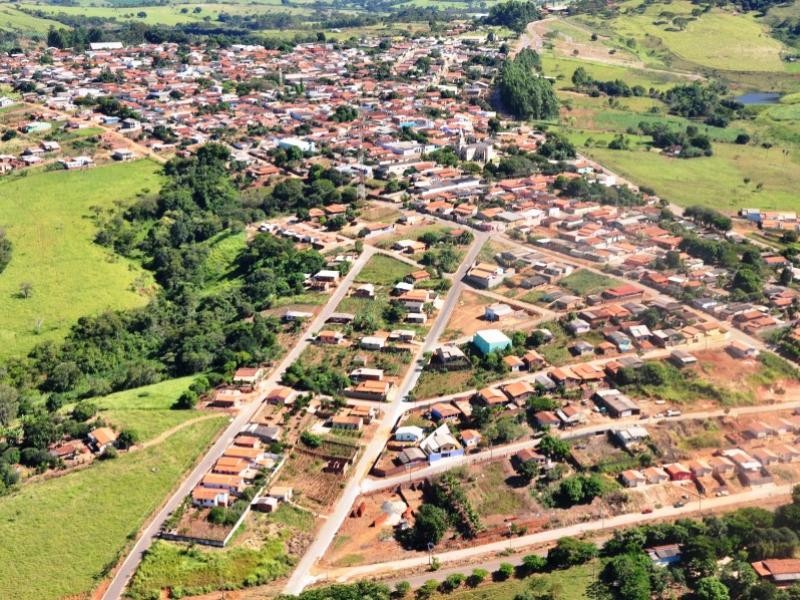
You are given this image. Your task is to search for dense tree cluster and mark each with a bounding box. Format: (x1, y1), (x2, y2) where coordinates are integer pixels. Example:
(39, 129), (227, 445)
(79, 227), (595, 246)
(639, 122), (713, 158)
(572, 66), (646, 97)
(684, 205), (734, 231)
(660, 82), (742, 127)
(553, 176), (645, 206)
(497, 49), (559, 121)
(483, 0), (542, 33)
(0, 229), (11, 274)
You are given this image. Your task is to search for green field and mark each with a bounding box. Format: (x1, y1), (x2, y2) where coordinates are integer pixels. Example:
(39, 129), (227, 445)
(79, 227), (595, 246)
(19, 2), (313, 25)
(355, 253), (415, 286)
(559, 269), (620, 296)
(0, 416), (226, 600)
(0, 5), (64, 33)
(430, 562), (595, 599)
(87, 377), (202, 441)
(583, 142), (800, 211)
(575, 0), (790, 73)
(0, 160), (163, 358)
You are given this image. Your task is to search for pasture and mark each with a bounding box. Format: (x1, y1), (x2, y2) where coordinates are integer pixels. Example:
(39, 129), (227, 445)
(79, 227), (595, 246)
(0, 160), (162, 358)
(0, 5), (63, 33)
(0, 416), (226, 600)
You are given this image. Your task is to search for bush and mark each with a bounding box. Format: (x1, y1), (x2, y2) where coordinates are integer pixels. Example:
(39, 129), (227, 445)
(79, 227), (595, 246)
(495, 562), (515, 581)
(100, 446), (118, 460)
(116, 428), (139, 450)
(172, 390), (197, 410)
(72, 400), (98, 422)
(468, 568), (489, 587)
(300, 430), (322, 448)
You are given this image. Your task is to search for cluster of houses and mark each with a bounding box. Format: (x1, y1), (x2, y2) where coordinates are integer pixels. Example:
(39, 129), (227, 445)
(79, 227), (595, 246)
(48, 426), (120, 463)
(619, 414), (800, 494)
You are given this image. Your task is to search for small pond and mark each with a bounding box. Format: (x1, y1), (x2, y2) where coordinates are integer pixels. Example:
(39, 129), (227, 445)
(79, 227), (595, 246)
(735, 92), (781, 105)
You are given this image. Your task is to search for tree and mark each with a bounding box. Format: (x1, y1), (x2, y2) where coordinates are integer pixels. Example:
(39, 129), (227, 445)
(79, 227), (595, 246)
(116, 428), (139, 450)
(0, 384), (19, 426)
(417, 580), (439, 600)
(521, 554), (547, 574)
(497, 49), (559, 121)
(0, 229), (12, 274)
(18, 281), (33, 299)
(71, 400), (97, 422)
(547, 537), (597, 568)
(468, 568), (489, 586)
(780, 267), (793, 287)
(394, 581), (411, 597)
(442, 573), (465, 591)
(538, 433), (570, 460)
(695, 577), (731, 600)
(172, 390), (197, 409)
(411, 503), (449, 548)
(515, 459), (539, 483)
(495, 562), (514, 580)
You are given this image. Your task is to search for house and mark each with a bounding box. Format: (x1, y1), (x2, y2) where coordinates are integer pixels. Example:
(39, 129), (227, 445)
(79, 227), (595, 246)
(669, 350), (697, 368)
(727, 340), (760, 359)
(49, 440), (85, 461)
(211, 388), (242, 409)
(192, 486), (231, 508)
(317, 330), (344, 345)
(752, 559), (800, 586)
(420, 423), (463, 461)
(643, 467), (669, 485)
(606, 331), (632, 352)
(467, 262), (505, 288)
(570, 340), (594, 356)
(397, 447), (427, 466)
(430, 402), (460, 422)
(201, 473), (245, 495)
(535, 410), (561, 429)
(594, 389), (640, 418)
(514, 448), (547, 467)
(566, 318), (591, 335)
(503, 355), (525, 372)
(327, 312), (355, 325)
(213, 457), (250, 477)
(502, 380), (534, 404)
(620, 469), (646, 488)
(233, 367), (263, 386)
(354, 283), (376, 298)
(112, 148), (135, 161)
(556, 405), (584, 427)
(346, 379), (392, 401)
(477, 386), (507, 407)
(395, 426), (425, 443)
(88, 427), (117, 453)
(268, 486), (294, 502)
(312, 269), (340, 289)
(708, 455), (735, 475)
(461, 429), (482, 449)
(244, 424), (283, 444)
(664, 463), (693, 481)
(472, 329), (512, 356)
(432, 345), (469, 369)
(647, 544), (682, 567)
(266, 386), (294, 406)
(687, 459), (713, 478)
(331, 416), (364, 431)
(360, 335), (387, 350)
(522, 350), (546, 371)
(349, 368), (384, 382)
(485, 303), (514, 321)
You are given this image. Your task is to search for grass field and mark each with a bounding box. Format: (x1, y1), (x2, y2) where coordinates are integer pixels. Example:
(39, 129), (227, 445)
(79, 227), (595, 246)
(87, 377), (201, 441)
(355, 254), (415, 286)
(0, 5), (63, 33)
(559, 269), (620, 296)
(430, 562), (595, 599)
(583, 142), (800, 211)
(0, 160), (163, 358)
(0, 416), (226, 600)
(576, 0), (789, 73)
(128, 537), (291, 600)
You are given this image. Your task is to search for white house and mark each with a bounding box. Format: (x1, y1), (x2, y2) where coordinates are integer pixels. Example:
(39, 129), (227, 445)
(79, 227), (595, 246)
(395, 425), (425, 443)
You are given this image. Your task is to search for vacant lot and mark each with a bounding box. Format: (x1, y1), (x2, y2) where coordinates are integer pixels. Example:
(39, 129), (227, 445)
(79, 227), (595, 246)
(559, 270), (620, 296)
(0, 160), (162, 357)
(356, 253), (416, 286)
(0, 417), (226, 600)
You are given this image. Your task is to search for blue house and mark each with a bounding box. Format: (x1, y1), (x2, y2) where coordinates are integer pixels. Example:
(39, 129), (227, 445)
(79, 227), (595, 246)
(472, 329), (512, 356)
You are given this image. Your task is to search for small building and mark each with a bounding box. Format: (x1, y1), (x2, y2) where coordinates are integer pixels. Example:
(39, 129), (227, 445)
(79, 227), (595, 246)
(566, 318), (591, 335)
(192, 486), (231, 508)
(647, 544), (682, 567)
(620, 469), (646, 488)
(430, 402), (460, 422)
(664, 463), (692, 481)
(88, 427), (117, 453)
(395, 425), (425, 443)
(266, 386), (294, 406)
(317, 330), (345, 345)
(669, 350), (697, 368)
(331, 416), (364, 431)
(727, 340), (760, 359)
(420, 423), (463, 462)
(535, 410), (561, 429)
(360, 335), (387, 350)
(460, 429), (482, 449)
(484, 303), (514, 322)
(472, 329), (512, 356)
(233, 367), (263, 386)
(432, 345), (469, 369)
(752, 559), (800, 586)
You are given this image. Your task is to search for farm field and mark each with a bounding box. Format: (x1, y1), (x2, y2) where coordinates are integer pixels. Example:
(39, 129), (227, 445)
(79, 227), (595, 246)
(0, 160), (162, 358)
(0, 416), (226, 600)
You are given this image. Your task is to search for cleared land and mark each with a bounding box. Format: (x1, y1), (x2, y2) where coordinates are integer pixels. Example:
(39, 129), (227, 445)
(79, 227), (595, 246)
(0, 416), (226, 600)
(0, 160), (162, 358)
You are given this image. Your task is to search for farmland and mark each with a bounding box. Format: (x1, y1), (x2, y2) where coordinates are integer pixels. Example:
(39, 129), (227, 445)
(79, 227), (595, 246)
(0, 5), (63, 33)
(0, 160), (163, 358)
(0, 416), (226, 600)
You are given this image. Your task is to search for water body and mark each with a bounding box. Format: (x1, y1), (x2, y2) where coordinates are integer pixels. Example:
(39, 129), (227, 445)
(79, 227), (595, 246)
(735, 92), (782, 105)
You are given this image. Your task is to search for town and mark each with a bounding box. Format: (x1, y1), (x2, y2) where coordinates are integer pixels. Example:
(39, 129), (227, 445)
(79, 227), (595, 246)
(0, 3), (799, 600)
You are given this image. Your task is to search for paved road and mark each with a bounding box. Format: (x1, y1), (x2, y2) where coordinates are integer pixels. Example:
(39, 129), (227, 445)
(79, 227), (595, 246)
(362, 396), (800, 494)
(283, 232), (489, 595)
(101, 247), (377, 600)
(322, 481), (797, 584)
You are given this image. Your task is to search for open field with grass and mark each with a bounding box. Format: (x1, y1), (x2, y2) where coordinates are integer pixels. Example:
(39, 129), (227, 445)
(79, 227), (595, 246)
(0, 5), (63, 33)
(355, 253), (415, 286)
(583, 142), (800, 211)
(0, 160), (162, 358)
(429, 562), (595, 599)
(20, 2), (314, 25)
(559, 269), (620, 296)
(88, 377), (201, 441)
(0, 416), (226, 600)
